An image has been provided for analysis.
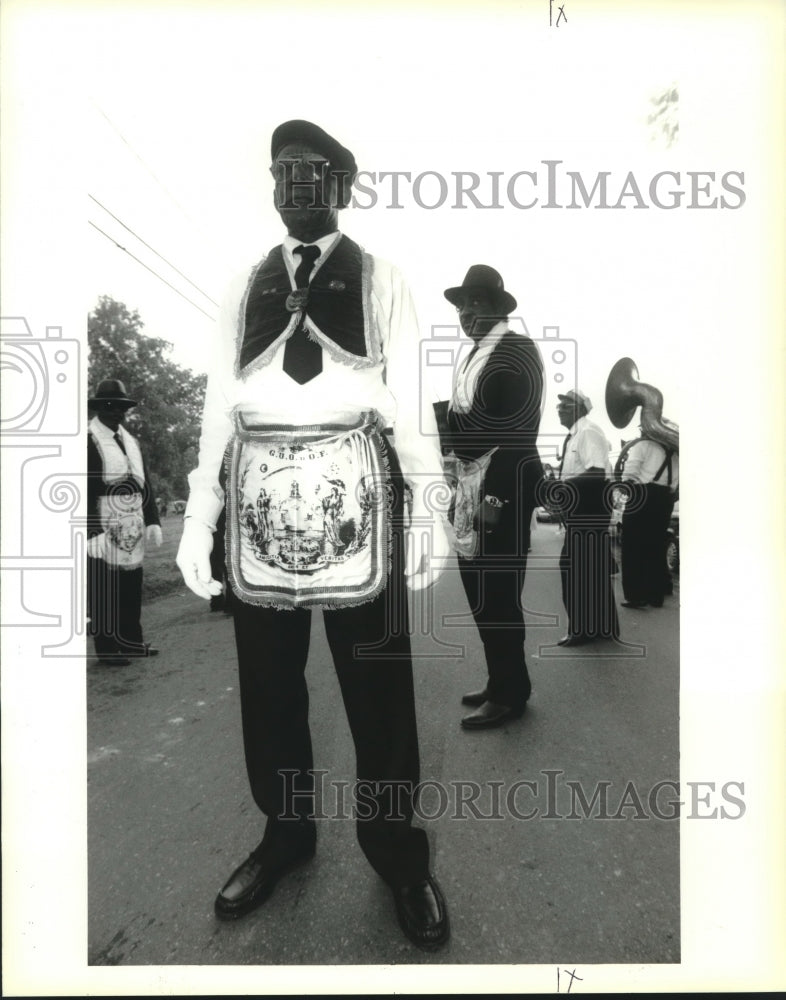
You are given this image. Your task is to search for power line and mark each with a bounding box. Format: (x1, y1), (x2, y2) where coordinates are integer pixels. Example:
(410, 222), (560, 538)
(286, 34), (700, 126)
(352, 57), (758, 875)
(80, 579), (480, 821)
(91, 101), (202, 231)
(88, 221), (217, 322)
(89, 194), (219, 307)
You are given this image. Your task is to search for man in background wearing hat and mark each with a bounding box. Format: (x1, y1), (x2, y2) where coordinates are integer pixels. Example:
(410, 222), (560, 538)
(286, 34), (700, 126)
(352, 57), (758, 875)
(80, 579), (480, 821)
(442, 265), (544, 729)
(176, 120), (450, 949)
(87, 378), (162, 665)
(556, 388), (619, 644)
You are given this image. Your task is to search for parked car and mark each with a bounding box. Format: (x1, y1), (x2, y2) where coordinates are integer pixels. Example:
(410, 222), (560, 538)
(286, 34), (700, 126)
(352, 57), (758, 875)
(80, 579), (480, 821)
(535, 505), (561, 524)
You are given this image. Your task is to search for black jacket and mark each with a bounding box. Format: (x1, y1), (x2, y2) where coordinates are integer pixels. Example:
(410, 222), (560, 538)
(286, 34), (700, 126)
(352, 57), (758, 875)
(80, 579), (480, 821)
(444, 330), (544, 510)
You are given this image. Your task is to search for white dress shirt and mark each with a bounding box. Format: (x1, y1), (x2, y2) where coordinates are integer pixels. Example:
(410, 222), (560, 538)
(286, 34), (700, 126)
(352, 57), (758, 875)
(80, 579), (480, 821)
(449, 320), (509, 415)
(623, 438), (679, 491)
(186, 231), (444, 530)
(560, 415), (612, 479)
(88, 415), (145, 484)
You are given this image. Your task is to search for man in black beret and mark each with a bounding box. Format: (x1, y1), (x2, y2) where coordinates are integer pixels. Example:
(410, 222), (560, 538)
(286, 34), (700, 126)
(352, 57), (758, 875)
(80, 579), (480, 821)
(441, 266), (545, 728)
(177, 120), (450, 950)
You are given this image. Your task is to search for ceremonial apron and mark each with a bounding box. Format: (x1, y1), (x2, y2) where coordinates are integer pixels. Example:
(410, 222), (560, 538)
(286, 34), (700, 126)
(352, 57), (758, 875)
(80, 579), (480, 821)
(451, 450), (496, 559)
(90, 426), (146, 570)
(225, 409), (392, 609)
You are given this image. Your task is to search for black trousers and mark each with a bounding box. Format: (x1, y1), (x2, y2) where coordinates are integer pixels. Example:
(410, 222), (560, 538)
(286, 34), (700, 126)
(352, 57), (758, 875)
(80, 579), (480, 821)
(229, 448), (429, 889)
(87, 557), (145, 656)
(457, 502), (534, 710)
(559, 478), (619, 640)
(621, 484), (675, 605)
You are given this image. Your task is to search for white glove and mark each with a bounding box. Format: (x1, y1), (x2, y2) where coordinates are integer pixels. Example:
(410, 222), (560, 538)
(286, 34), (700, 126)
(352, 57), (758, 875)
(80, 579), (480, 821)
(146, 524), (163, 548)
(176, 518), (222, 600)
(404, 506), (451, 592)
(87, 533), (106, 560)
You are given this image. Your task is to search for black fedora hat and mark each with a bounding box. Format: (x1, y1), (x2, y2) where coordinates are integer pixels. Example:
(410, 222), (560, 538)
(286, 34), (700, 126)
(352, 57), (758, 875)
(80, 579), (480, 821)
(88, 378), (137, 409)
(443, 264), (517, 315)
(271, 120), (357, 208)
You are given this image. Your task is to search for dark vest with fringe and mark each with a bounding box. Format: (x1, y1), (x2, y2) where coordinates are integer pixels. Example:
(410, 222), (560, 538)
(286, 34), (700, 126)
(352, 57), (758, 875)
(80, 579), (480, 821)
(237, 234), (373, 375)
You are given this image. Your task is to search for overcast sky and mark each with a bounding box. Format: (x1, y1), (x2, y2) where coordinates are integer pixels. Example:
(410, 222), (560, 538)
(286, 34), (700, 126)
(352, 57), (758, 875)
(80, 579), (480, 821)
(59, 1), (764, 459)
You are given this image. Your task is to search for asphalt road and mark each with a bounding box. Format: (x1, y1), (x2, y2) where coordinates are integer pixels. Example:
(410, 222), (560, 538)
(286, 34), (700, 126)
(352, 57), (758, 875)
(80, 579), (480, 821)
(87, 521), (679, 967)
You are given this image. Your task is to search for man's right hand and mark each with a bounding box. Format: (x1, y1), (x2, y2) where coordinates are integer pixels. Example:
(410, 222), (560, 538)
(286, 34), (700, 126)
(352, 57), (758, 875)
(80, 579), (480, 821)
(176, 518), (223, 600)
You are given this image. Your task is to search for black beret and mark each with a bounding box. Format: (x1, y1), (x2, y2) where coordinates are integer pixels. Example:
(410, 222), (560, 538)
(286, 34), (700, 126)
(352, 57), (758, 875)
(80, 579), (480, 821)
(271, 120), (357, 207)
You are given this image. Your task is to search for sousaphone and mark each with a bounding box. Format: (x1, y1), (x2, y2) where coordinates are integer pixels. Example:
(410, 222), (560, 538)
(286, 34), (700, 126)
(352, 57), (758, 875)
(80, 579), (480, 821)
(605, 357), (679, 477)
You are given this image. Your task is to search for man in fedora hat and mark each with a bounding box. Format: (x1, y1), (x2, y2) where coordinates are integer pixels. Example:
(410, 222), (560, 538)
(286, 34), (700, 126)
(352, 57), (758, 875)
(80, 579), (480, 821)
(441, 265), (544, 729)
(87, 378), (162, 665)
(555, 388), (619, 644)
(176, 120), (451, 949)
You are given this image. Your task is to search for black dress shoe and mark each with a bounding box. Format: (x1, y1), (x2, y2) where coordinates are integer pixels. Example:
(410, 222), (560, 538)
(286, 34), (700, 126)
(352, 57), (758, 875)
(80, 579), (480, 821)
(392, 874), (449, 950)
(461, 700), (525, 730)
(214, 839), (315, 920)
(557, 634), (594, 647)
(461, 688), (488, 707)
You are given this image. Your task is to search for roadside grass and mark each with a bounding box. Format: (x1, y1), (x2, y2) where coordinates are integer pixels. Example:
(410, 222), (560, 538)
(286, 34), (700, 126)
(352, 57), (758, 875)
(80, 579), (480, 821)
(143, 514), (188, 601)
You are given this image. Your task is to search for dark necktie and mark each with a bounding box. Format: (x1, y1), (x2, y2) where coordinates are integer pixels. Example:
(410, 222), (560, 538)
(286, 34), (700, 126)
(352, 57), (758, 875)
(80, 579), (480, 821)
(557, 432), (571, 477)
(113, 431), (127, 455)
(282, 244), (323, 384)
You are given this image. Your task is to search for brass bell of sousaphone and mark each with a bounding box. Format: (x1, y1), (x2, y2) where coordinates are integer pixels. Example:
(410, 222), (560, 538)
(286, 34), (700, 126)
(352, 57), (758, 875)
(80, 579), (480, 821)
(605, 357), (679, 477)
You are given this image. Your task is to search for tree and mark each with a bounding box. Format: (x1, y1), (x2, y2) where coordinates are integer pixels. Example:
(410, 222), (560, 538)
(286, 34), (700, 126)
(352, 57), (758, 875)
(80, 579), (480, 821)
(87, 296), (207, 506)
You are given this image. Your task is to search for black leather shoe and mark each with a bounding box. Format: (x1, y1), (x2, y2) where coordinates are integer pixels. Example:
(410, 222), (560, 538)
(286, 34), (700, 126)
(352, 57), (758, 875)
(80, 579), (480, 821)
(214, 840), (315, 920)
(392, 874), (449, 950)
(461, 688), (488, 707)
(461, 700), (525, 730)
(557, 634), (595, 647)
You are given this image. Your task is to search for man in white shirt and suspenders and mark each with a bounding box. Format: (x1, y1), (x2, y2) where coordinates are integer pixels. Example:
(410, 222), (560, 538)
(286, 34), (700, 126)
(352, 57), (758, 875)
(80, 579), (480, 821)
(618, 436), (679, 608)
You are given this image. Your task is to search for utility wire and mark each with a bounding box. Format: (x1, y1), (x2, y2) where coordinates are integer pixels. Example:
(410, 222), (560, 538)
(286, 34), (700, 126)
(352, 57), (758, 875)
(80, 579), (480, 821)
(89, 194), (219, 307)
(91, 101), (201, 231)
(89, 221), (217, 322)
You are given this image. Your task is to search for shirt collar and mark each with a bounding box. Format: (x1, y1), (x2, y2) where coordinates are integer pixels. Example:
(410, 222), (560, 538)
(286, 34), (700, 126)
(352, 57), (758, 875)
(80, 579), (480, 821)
(468, 320), (508, 358)
(283, 231), (341, 256)
(568, 414), (590, 436)
(90, 414), (122, 440)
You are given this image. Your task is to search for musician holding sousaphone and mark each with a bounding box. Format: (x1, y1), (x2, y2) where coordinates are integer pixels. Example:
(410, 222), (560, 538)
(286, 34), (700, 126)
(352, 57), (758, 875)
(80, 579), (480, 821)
(605, 358), (679, 609)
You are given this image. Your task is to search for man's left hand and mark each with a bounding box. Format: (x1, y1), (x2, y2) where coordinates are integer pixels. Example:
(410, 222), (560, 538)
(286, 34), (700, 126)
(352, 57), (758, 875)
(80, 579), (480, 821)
(146, 524), (163, 548)
(473, 498), (503, 534)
